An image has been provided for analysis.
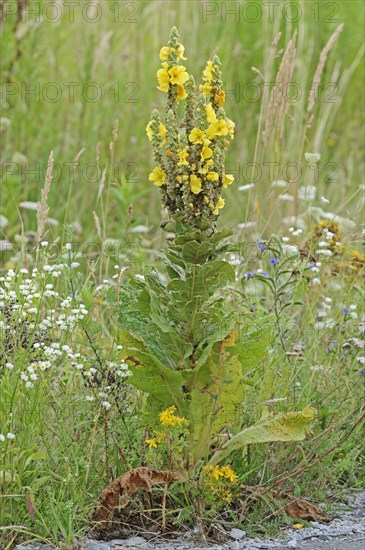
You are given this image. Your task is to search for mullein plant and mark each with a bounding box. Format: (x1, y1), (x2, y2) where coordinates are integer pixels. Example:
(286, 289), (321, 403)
(119, 28), (315, 472)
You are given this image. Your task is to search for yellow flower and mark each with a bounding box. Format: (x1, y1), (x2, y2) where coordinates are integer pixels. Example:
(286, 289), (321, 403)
(177, 43), (187, 60)
(159, 46), (170, 61)
(159, 405), (187, 426)
(213, 196), (225, 215)
(146, 122), (167, 145)
(207, 171), (219, 181)
(222, 490), (233, 503)
(169, 65), (189, 86)
(223, 174), (234, 188)
(157, 62), (170, 93)
(159, 44), (186, 62)
(146, 438), (158, 448)
(176, 84), (187, 102)
(220, 465), (238, 483)
(205, 103), (217, 124)
(203, 464), (237, 483)
(149, 166), (166, 187)
(177, 148), (189, 166)
(206, 119), (229, 140)
(189, 127), (206, 145)
(199, 159), (214, 174)
(190, 175), (202, 194)
(146, 121), (153, 142)
(203, 60), (213, 81)
(200, 83), (213, 96)
(226, 118), (235, 139)
(159, 123), (167, 146)
(203, 465), (222, 481)
(214, 90), (226, 107)
(200, 145), (213, 161)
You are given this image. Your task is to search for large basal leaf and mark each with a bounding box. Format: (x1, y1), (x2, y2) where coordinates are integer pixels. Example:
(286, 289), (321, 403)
(209, 407), (316, 464)
(185, 335), (245, 462)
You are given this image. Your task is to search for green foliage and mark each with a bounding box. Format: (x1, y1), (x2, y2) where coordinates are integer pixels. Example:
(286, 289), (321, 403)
(119, 226), (315, 467)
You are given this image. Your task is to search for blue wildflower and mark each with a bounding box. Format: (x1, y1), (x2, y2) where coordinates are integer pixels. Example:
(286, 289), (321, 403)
(256, 238), (265, 251)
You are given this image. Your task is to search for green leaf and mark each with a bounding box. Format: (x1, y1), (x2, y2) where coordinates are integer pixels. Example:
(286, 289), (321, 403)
(182, 241), (212, 264)
(128, 362), (186, 415)
(210, 227), (234, 244)
(209, 407), (316, 464)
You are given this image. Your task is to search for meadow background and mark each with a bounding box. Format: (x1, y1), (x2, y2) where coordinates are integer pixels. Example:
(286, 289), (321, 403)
(0, 0), (364, 546)
(1, 0), (364, 246)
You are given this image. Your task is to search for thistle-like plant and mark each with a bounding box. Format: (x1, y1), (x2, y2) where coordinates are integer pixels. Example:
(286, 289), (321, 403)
(119, 28), (315, 471)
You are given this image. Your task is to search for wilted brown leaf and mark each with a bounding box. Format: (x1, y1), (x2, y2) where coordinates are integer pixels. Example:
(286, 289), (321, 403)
(26, 491), (35, 518)
(91, 467), (182, 526)
(273, 490), (330, 522)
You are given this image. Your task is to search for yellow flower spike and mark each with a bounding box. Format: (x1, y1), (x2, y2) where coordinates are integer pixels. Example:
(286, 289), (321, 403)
(169, 65), (189, 86)
(159, 46), (170, 61)
(207, 171), (219, 181)
(205, 103), (217, 123)
(157, 62), (170, 92)
(190, 175), (202, 195)
(206, 119), (229, 140)
(223, 174), (234, 188)
(149, 166), (166, 187)
(177, 148), (189, 166)
(200, 145), (213, 161)
(188, 127), (206, 145)
(146, 438), (158, 448)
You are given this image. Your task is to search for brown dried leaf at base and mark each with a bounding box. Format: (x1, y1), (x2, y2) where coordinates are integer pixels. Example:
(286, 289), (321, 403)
(273, 490), (330, 522)
(91, 467), (182, 525)
(243, 486), (330, 523)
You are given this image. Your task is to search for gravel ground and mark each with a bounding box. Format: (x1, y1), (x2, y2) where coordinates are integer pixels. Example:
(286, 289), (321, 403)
(15, 492), (365, 550)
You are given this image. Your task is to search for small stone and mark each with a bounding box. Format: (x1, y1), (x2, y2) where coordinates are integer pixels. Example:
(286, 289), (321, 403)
(84, 542), (110, 550)
(230, 528), (246, 540)
(287, 540), (297, 548)
(318, 534), (329, 541)
(125, 537), (146, 547)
